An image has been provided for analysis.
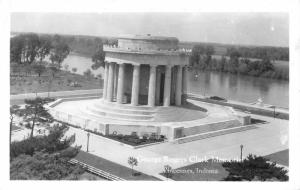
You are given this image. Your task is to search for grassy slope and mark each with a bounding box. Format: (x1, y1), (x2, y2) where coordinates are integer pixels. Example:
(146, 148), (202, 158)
(10, 70), (102, 95)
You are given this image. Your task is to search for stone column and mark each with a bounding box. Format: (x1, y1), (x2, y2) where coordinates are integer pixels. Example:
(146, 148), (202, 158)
(116, 64), (125, 104)
(113, 64), (118, 99)
(106, 62), (114, 102)
(175, 65), (183, 105)
(131, 65), (140, 106)
(182, 66), (188, 94)
(182, 66), (188, 104)
(148, 65), (156, 107)
(102, 62), (109, 99)
(155, 71), (161, 105)
(163, 65), (172, 107)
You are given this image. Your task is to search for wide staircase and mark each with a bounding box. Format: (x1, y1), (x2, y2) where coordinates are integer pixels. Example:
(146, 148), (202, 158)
(83, 100), (157, 122)
(174, 124), (258, 144)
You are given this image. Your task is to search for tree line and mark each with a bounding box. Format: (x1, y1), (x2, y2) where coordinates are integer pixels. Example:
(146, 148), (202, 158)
(189, 45), (289, 80)
(11, 33), (70, 68)
(226, 46), (289, 61)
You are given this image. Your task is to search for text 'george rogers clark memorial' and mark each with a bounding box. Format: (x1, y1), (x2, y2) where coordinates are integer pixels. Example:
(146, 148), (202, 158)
(47, 34), (251, 142)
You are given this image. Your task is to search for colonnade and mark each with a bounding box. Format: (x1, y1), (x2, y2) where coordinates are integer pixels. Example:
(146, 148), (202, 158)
(102, 62), (187, 107)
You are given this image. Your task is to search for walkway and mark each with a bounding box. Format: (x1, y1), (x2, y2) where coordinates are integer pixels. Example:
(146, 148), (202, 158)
(65, 113), (288, 179)
(74, 151), (160, 181)
(10, 89), (101, 105)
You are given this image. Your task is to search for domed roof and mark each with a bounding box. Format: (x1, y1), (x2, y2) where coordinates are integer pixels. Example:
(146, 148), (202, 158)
(118, 34), (179, 42)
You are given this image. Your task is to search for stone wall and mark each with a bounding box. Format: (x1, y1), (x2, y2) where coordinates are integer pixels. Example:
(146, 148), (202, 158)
(188, 95), (289, 120)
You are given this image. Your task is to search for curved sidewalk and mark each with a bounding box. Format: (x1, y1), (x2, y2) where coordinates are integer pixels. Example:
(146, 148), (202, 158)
(10, 89), (102, 104)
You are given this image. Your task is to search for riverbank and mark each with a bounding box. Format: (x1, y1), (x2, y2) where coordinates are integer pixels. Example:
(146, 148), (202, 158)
(10, 69), (102, 95)
(189, 57), (289, 81)
(187, 93), (289, 120)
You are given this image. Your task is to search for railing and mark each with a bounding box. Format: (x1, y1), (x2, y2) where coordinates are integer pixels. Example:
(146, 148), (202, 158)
(49, 108), (107, 135)
(103, 45), (192, 54)
(69, 159), (126, 181)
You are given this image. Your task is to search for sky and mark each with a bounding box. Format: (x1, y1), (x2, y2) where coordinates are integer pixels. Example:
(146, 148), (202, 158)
(11, 12), (289, 47)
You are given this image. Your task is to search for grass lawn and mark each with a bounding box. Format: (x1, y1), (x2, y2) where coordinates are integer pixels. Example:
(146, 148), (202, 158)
(75, 150), (160, 181)
(264, 149), (289, 166)
(160, 159), (229, 181)
(10, 70), (102, 95)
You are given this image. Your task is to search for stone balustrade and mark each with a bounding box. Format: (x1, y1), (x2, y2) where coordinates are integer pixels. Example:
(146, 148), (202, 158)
(103, 44), (192, 55)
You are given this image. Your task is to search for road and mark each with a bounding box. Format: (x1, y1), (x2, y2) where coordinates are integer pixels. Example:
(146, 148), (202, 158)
(10, 89), (102, 105)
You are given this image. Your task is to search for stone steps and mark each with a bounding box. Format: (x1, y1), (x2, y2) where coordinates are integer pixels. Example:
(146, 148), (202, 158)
(100, 100), (155, 111)
(82, 107), (154, 122)
(85, 106), (154, 121)
(175, 125), (257, 144)
(93, 101), (156, 115)
(82, 99), (160, 121)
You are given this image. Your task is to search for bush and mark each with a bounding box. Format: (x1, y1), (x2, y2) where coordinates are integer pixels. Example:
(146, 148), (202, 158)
(10, 124), (74, 159)
(222, 154), (288, 181)
(83, 69), (94, 79)
(10, 149), (84, 180)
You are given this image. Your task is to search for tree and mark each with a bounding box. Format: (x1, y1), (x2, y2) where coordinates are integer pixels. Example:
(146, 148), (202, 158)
(259, 57), (274, 74)
(83, 69), (93, 79)
(227, 48), (241, 73)
(218, 56), (227, 72)
(23, 97), (53, 138)
(10, 34), (51, 65)
(190, 45), (214, 70)
(37, 36), (51, 62)
(49, 35), (70, 68)
(64, 64), (69, 72)
(163, 165), (173, 179)
(128, 157), (138, 176)
(22, 33), (40, 64)
(32, 63), (46, 77)
(10, 124), (74, 159)
(10, 35), (25, 64)
(91, 44), (105, 70)
(222, 154), (288, 181)
(48, 65), (59, 78)
(10, 150), (84, 180)
(10, 125), (83, 180)
(10, 105), (21, 144)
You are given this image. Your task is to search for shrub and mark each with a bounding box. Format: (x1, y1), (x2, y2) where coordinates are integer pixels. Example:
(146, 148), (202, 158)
(222, 154), (288, 181)
(10, 124), (75, 159)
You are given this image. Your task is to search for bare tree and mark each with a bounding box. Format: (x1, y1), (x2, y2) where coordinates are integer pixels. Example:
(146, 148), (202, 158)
(10, 105), (21, 144)
(163, 165), (173, 179)
(24, 97), (53, 138)
(128, 157), (138, 176)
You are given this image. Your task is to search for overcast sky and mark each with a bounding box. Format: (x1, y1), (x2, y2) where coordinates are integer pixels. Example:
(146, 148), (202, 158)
(11, 12), (289, 47)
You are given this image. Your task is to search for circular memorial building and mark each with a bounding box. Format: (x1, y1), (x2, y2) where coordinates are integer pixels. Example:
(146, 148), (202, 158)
(102, 34), (190, 107)
(47, 35), (250, 142)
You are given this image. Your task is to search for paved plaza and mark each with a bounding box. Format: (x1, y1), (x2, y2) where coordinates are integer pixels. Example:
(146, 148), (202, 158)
(64, 113), (288, 178)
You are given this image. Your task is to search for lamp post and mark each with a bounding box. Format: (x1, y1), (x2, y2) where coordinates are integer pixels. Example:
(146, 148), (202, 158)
(240, 144), (244, 162)
(86, 132), (90, 152)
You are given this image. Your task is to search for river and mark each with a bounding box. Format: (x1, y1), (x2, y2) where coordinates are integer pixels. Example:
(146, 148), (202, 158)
(61, 53), (289, 108)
